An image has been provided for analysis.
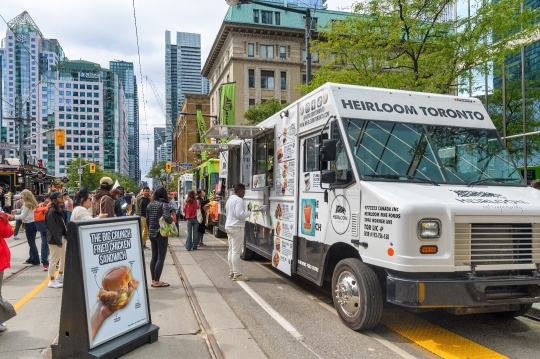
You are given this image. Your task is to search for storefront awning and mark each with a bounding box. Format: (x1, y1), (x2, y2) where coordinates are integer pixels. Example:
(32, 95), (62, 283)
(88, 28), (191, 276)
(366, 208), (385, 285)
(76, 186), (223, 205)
(202, 125), (273, 139)
(188, 143), (239, 152)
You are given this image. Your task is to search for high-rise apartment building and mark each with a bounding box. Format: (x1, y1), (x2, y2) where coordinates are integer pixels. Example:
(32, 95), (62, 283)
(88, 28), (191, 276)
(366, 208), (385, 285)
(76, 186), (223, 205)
(153, 127), (166, 163)
(0, 11), (65, 162)
(165, 31), (204, 161)
(110, 60), (140, 183)
(202, 77), (210, 95)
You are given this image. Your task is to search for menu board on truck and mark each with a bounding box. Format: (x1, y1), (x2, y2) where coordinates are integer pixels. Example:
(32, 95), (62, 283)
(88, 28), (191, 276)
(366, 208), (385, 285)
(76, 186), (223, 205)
(78, 219), (149, 348)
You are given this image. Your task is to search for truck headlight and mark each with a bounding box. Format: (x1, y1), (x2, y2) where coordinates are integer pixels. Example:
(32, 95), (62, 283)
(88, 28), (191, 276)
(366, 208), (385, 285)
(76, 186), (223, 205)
(417, 219), (441, 240)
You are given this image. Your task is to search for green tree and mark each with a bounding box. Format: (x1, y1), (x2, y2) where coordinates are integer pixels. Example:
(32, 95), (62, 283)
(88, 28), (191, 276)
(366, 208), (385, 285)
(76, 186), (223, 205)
(146, 161), (175, 191)
(65, 159), (140, 193)
(244, 99), (288, 125)
(299, 0), (539, 95)
(478, 76), (540, 163)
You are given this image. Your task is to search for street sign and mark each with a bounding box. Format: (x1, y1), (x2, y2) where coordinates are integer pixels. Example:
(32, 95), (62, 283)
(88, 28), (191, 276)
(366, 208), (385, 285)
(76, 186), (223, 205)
(23, 144), (36, 150)
(78, 168), (83, 175)
(179, 163), (193, 167)
(0, 142), (17, 150)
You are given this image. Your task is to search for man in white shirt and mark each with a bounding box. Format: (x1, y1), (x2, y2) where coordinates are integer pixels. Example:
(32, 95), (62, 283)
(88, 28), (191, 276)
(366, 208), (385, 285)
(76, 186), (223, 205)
(225, 184), (265, 281)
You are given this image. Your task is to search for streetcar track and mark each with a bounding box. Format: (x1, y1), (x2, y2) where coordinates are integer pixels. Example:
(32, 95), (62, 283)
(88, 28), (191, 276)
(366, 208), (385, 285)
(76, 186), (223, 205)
(8, 240), (27, 249)
(2, 265), (31, 283)
(524, 313), (540, 322)
(168, 242), (225, 359)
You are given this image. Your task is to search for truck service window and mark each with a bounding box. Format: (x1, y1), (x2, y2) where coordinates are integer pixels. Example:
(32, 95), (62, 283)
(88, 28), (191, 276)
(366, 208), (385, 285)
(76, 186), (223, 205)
(253, 132), (275, 188)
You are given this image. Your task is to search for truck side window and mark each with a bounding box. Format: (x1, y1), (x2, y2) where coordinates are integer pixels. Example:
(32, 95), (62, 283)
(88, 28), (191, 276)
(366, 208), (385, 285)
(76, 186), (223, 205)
(241, 140), (252, 187)
(330, 121), (354, 186)
(304, 136), (320, 172)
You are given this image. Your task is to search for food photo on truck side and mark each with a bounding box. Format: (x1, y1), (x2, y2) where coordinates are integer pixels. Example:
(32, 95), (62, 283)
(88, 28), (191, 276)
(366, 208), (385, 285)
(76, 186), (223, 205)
(198, 83), (540, 331)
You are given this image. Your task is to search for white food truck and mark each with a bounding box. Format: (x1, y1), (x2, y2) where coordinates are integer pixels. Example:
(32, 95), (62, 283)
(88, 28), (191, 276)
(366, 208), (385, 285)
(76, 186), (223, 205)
(200, 83), (540, 330)
(177, 173), (193, 218)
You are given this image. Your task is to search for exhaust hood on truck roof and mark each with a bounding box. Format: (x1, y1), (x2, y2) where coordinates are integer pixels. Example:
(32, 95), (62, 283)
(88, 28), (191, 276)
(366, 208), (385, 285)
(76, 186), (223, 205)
(202, 125), (273, 139)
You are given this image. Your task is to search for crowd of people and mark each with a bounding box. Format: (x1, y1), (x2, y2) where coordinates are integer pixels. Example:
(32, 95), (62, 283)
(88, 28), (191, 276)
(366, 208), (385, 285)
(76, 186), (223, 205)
(0, 176), (224, 333)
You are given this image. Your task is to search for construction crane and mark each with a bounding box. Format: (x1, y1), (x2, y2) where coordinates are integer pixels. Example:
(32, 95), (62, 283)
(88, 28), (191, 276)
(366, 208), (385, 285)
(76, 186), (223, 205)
(145, 76), (166, 117)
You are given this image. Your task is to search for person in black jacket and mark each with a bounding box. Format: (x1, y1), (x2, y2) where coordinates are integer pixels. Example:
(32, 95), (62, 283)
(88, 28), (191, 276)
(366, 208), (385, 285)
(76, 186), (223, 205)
(146, 186), (173, 288)
(45, 192), (68, 289)
(197, 189), (210, 247)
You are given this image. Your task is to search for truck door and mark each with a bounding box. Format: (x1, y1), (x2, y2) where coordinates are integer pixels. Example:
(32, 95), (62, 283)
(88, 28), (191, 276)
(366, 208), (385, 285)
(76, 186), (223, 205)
(296, 131), (329, 283)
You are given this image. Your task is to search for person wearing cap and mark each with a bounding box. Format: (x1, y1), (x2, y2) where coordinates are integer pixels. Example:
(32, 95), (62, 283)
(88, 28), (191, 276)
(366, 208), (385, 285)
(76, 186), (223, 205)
(92, 177), (115, 218)
(45, 191), (67, 288)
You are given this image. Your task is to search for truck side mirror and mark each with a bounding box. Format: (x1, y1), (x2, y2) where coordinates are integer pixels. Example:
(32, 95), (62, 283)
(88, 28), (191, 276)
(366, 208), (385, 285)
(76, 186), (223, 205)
(321, 170), (336, 184)
(321, 139), (336, 162)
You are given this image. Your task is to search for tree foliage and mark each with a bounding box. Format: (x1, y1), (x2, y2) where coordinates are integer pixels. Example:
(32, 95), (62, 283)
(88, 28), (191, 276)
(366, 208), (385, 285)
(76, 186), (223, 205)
(243, 99), (288, 125)
(65, 159), (139, 193)
(146, 161), (177, 192)
(299, 0), (540, 95)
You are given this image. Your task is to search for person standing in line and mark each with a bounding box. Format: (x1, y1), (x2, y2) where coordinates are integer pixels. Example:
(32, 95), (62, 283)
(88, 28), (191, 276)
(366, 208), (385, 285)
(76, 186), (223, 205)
(72, 188), (106, 220)
(46, 192), (67, 288)
(123, 191), (133, 216)
(196, 189), (210, 247)
(146, 186), (173, 287)
(111, 189), (125, 217)
(12, 195), (23, 239)
(34, 194), (51, 271)
(184, 190), (199, 251)
(169, 194), (179, 233)
(64, 192), (73, 222)
(0, 212), (15, 332)
(92, 177), (115, 218)
(136, 187), (151, 249)
(225, 184), (265, 281)
(8, 190), (39, 266)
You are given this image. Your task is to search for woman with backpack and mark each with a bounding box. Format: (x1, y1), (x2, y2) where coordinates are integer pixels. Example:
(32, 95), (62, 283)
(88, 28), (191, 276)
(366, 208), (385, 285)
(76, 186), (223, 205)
(146, 186), (173, 288)
(8, 190), (39, 266)
(184, 190), (199, 251)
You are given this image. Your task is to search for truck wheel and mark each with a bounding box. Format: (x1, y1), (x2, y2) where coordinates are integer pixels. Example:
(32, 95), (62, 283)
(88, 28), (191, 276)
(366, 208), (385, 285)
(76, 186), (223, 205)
(212, 226), (226, 238)
(332, 258), (383, 331)
(240, 239), (254, 260)
(495, 303), (532, 318)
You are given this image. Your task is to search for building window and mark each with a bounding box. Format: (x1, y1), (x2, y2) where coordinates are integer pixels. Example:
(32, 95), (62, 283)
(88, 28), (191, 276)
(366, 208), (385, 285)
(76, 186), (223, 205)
(280, 46), (286, 59)
(248, 43), (254, 57)
(261, 11), (273, 24)
(261, 71), (275, 89)
(66, 83), (72, 88)
(275, 12), (281, 25)
(302, 74), (307, 84)
(281, 72), (286, 90)
(253, 10), (259, 23)
(249, 70), (255, 88)
(249, 99), (255, 107)
(260, 45), (274, 59)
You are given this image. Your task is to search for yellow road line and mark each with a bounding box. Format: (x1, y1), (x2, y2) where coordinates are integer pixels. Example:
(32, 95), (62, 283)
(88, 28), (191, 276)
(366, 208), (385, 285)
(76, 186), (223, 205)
(381, 308), (509, 359)
(13, 272), (59, 312)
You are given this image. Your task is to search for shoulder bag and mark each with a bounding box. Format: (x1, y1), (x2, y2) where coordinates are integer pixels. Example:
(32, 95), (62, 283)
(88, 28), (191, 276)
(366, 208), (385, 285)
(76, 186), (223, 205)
(159, 203), (178, 237)
(196, 199), (203, 224)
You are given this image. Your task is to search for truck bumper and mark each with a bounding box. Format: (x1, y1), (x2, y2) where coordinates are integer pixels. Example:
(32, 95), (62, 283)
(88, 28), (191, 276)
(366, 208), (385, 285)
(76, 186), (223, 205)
(387, 275), (540, 308)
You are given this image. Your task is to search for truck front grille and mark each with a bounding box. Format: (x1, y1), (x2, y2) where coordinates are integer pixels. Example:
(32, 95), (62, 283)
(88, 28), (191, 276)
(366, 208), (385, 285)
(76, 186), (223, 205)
(455, 223), (540, 266)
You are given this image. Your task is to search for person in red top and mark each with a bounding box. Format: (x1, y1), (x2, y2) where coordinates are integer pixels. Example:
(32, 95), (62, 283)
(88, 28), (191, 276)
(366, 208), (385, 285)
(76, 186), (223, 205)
(0, 212), (15, 332)
(183, 190), (199, 251)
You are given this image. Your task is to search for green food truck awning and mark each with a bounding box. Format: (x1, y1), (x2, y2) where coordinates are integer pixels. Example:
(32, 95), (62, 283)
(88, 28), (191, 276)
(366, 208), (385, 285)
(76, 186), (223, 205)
(202, 125), (273, 139)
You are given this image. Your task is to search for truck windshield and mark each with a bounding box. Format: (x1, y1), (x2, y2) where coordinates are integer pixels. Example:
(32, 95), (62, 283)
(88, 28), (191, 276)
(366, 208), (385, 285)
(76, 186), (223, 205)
(344, 118), (522, 185)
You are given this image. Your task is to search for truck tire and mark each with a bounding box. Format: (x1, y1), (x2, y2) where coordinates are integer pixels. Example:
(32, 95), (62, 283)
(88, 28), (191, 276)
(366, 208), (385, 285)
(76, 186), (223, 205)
(332, 258), (383, 331)
(212, 226), (226, 238)
(240, 239), (254, 260)
(494, 303), (532, 318)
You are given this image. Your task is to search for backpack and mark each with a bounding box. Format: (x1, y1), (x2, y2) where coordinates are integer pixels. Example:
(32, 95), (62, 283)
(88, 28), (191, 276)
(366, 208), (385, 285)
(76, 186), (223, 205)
(34, 202), (50, 232)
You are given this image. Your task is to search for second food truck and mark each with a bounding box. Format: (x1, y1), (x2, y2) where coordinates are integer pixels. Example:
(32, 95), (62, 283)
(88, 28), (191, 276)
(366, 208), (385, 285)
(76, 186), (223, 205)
(201, 83), (540, 330)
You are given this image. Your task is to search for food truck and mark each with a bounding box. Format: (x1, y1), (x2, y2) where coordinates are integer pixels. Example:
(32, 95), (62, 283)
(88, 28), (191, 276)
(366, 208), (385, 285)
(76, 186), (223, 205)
(177, 173), (194, 218)
(197, 83), (540, 331)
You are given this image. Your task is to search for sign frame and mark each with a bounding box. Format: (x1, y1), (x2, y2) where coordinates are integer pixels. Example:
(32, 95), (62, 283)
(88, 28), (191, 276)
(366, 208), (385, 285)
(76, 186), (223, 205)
(51, 217), (158, 359)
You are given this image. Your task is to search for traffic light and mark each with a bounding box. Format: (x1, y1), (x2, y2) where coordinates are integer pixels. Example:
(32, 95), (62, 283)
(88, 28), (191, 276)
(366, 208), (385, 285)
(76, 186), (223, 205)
(89, 163), (96, 173)
(166, 162), (172, 173)
(55, 129), (66, 147)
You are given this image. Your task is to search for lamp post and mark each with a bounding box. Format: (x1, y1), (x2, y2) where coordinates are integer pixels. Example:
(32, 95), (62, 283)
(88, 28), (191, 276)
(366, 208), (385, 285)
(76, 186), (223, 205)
(225, 0), (313, 84)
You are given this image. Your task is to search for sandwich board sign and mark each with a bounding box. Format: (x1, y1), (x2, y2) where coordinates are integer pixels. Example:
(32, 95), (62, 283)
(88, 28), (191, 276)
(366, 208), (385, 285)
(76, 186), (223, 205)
(51, 217), (158, 359)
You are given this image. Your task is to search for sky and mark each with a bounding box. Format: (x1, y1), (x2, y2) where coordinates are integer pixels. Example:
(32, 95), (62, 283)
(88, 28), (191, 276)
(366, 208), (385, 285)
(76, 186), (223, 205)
(0, 0), (355, 184)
